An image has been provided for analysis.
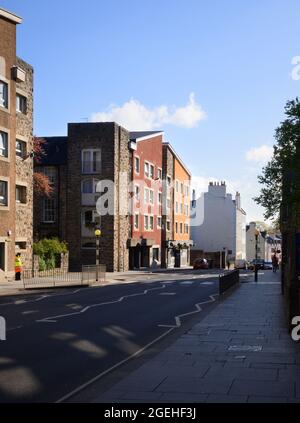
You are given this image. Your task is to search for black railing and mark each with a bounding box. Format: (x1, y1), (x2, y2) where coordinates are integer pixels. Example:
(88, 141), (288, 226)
(219, 269), (240, 295)
(22, 267), (82, 289)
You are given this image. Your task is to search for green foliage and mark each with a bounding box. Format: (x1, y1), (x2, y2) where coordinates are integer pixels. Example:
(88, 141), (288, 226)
(33, 238), (68, 270)
(255, 98), (300, 220)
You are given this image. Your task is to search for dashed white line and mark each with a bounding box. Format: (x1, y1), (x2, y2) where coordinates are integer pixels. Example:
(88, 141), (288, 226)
(37, 284), (167, 323)
(158, 294), (218, 328)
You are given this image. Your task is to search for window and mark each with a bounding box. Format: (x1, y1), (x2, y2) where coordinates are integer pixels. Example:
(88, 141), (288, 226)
(43, 197), (56, 223)
(176, 181), (179, 192)
(0, 181), (8, 206)
(180, 203), (184, 214)
(15, 242), (26, 251)
(167, 176), (171, 186)
(82, 149), (101, 174)
(16, 94), (27, 114)
(135, 185), (140, 200)
(166, 221), (171, 232)
(0, 131), (8, 158)
(0, 81), (8, 108)
(82, 179), (100, 194)
(82, 210), (100, 227)
(185, 224), (189, 234)
(185, 205), (189, 216)
(150, 165), (154, 179)
(134, 214), (139, 230)
(43, 167), (56, 184)
(149, 190), (154, 205)
(158, 168), (162, 180)
(150, 216), (154, 230)
(153, 248), (159, 261)
(144, 162), (150, 178)
(176, 202), (179, 214)
(175, 222), (178, 233)
(167, 198), (171, 209)
(157, 216), (162, 228)
(144, 188), (150, 203)
(135, 157), (140, 174)
(16, 139), (26, 159)
(144, 215), (149, 230)
(82, 241), (96, 249)
(158, 192), (162, 204)
(16, 185), (26, 204)
(181, 183), (184, 194)
(180, 223), (183, 234)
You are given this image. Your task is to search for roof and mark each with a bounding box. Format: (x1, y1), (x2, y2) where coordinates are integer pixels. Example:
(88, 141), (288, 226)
(0, 8), (22, 24)
(130, 131), (163, 142)
(163, 142), (191, 178)
(37, 137), (68, 166)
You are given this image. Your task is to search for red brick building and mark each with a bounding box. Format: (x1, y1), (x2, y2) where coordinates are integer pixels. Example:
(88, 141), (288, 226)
(129, 132), (163, 269)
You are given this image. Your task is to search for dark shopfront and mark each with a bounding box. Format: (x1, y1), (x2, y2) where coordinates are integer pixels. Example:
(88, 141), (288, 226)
(128, 239), (155, 269)
(166, 241), (193, 268)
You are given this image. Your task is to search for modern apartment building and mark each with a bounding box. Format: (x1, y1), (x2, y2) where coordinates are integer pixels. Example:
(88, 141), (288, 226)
(0, 8), (33, 281)
(162, 143), (193, 268)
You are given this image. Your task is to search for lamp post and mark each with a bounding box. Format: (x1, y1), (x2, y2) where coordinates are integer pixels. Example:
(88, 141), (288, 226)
(95, 228), (101, 282)
(254, 228), (259, 282)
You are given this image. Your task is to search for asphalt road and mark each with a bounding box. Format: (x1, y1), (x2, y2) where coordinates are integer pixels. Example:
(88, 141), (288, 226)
(0, 270), (225, 403)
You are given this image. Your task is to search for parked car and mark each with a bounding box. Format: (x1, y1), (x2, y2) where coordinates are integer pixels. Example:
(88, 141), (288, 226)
(248, 259), (265, 270)
(264, 261), (273, 270)
(193, 258), (209, 270)
(234, 259), (248, 270)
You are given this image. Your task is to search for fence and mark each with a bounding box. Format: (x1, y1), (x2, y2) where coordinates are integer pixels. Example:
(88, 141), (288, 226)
(219, 269), (240, 295)
(82, 265), (106, 285)
(22, 267), (85, 289)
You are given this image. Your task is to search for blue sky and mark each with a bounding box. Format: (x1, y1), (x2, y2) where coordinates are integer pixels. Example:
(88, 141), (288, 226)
(2, 0), (300, 221)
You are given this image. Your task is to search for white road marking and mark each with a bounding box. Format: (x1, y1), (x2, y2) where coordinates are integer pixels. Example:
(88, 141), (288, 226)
(180, 281), (194, 286)
(200, 282), (214, 286)
(37, 284), (167, 323)
(55, 326), (175, 403)
(158, 294), (218, 328)
(159, 293), (176, 296)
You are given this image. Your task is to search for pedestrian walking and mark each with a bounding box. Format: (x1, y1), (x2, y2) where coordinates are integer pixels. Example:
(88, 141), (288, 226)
(15, 253), (23, 281)
(272, 254), (279, 273)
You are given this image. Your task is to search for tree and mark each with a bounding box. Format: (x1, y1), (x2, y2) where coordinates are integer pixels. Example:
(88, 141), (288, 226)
(255, 98), (300, 220)
(32, 137), (53, 197)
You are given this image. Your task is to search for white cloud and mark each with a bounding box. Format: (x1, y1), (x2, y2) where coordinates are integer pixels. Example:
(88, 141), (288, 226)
(245, 145), (273, 164)
(90, 93), (206, 130)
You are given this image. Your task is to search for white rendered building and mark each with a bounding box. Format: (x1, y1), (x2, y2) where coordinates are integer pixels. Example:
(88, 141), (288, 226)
(191, 182), (246, 260)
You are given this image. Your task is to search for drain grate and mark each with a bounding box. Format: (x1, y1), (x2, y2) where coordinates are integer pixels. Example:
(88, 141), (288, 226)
(228, 345), (263, 352)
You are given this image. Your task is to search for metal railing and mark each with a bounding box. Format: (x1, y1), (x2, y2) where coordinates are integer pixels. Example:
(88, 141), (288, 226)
(219, 269), (240, 295)
(82, 264), (106, 285)
(22, 267), (83, 289)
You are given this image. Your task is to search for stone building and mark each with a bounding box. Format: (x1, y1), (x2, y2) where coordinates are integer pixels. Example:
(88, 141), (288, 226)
(0, 8), (33, 281)
(34, 123), (131, 272)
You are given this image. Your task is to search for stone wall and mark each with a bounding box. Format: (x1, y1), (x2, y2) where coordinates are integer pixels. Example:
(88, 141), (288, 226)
(67, 122), (130, 272)
(15, 57), (33, 268)
(0, 17), (17, 275)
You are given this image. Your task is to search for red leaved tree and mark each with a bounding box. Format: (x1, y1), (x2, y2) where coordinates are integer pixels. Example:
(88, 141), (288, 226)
(33, 137), (53, 197)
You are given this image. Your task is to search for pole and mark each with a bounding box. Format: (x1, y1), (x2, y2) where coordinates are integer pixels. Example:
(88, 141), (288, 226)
(255, 233), (258, 282)
(96, 236), (100, 282)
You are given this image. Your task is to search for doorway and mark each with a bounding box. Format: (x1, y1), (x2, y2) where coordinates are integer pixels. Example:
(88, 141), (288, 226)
(0, 243), (5, 272)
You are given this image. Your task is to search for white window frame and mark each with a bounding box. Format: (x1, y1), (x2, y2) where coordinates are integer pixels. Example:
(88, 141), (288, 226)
(158, 192), (162, 205)
(158, 168), (162, 180)
(134, 156), (140, 174)
(144, 188), (150, 204)
(166, 220), (171, 232)
(16, 93), (27, 114)
(149, 189), (154, 205)
(42, 197), (56, 223)
(16, 184), (27, 204)
(134, 184), (140, 200)
(16, 138), (27, 159)
(144, 215), (149, 231)
(0, 80), (8, 109)
(144, 161), (150, 178)
(82, 149), (101, 174)
(0, 130), (8, 158)
(134, 213), (139, 230)
(157, 216), (162, 229)
(150, 164), (155, 180)
(0, 180), (8, 207)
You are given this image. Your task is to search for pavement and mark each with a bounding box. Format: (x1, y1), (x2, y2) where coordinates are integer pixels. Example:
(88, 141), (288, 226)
(90, 270), (300, 404)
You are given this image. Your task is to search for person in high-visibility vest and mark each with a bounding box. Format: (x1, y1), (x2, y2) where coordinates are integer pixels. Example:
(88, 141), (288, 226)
(15, 253), (23, 281)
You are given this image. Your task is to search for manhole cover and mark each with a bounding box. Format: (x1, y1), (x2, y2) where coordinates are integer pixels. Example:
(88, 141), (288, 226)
(228, 345), (262, 352)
